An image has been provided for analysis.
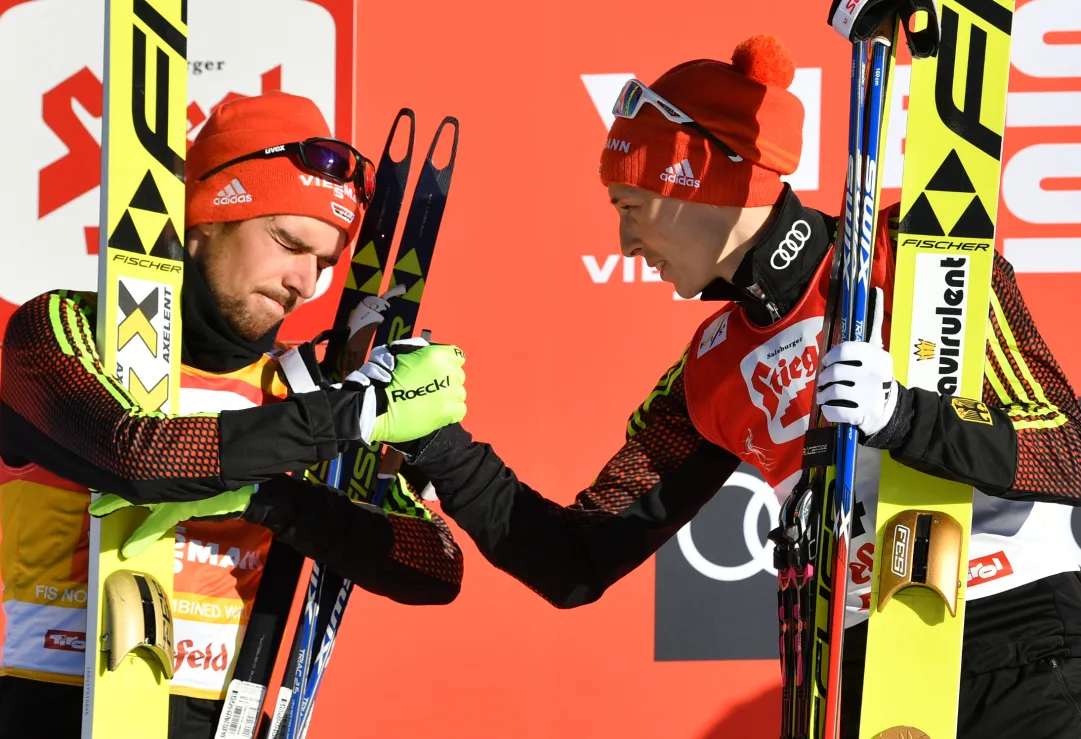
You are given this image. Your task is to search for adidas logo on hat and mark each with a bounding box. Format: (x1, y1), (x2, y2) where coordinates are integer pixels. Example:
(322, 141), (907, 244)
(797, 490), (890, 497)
(660, 159), (700, 189)
(213, 178), (253, 205)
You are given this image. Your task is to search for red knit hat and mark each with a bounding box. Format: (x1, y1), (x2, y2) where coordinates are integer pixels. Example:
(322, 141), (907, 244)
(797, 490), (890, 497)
(186, 91), (363, 242)
(599, 35), (804, 208)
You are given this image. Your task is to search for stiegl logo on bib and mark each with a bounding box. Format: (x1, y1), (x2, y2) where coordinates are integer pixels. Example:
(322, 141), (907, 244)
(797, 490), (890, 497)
(740, 317), (823, 445)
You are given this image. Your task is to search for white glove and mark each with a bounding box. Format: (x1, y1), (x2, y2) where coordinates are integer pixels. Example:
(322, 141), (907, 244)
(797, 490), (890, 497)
(346, 283), (408, 340)
(816, 286), (897, 437)
(361, 336), (430, 380)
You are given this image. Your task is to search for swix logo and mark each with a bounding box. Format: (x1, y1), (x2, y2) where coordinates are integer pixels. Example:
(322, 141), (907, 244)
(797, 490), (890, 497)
(173, 639), (230, 674)
(309, 585), (348, 681)
(968, 551), (1014, 587)
(390, 376), (450, 402)
(299, 174), (357, 203)
(174, 531), (263, 575)
(739, 317), (823, 444)
(44, 630), (86, 652)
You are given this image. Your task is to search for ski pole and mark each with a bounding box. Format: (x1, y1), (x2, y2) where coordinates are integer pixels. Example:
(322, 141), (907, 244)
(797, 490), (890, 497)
(822, 32), (892, 739)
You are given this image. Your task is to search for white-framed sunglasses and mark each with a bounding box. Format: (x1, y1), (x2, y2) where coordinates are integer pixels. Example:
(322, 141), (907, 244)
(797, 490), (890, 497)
(611, 78), (743, 163)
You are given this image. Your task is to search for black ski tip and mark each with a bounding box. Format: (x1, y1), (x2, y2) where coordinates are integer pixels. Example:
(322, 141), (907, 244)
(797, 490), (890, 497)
(380, 108), (416, 167)
(424, 116), (460, 175)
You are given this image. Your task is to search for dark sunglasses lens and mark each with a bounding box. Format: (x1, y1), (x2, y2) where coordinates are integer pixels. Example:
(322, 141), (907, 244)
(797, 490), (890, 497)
(305, 140), (357, 179)
(360, 159), (376, 204)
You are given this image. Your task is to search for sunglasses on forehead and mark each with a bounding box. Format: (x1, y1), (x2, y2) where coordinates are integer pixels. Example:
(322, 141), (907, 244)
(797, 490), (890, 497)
(612, 79), (744, 163)
(199, 137), (377, 207)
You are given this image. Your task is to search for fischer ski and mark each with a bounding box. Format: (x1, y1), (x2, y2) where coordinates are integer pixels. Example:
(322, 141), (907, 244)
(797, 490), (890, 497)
(213, 109), (417, 739)
(82, 1), (188, 737)
(859, 0), (1015, 736)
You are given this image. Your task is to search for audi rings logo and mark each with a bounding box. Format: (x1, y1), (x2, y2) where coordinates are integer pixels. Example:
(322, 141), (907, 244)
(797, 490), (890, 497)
(676, 471), (780, 581)
(656, 464), (785, 660)
(770, 219), (812, 271)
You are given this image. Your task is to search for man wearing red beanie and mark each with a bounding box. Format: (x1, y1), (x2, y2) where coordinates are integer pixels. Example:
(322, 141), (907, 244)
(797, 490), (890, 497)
(0, 91), (467, 737)
(399, 36), (1081, 737)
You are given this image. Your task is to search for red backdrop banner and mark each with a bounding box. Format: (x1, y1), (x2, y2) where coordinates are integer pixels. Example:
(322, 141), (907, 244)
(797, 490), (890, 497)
(1, 0), (1079, 736)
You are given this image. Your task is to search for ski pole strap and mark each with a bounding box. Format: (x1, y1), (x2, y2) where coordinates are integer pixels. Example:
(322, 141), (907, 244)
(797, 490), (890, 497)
(828, 0), (940, 58)
(278, 343), (324, 394)
(828, 0), (881, 40)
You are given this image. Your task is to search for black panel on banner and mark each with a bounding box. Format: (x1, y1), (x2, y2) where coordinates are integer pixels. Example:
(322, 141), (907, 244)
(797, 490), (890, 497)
(654, 463), (779, 661)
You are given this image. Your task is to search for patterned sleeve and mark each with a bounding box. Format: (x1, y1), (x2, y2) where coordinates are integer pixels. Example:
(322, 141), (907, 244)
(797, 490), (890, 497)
(244, 470), (462, 604)
(881, 217), (1081, 501)
(0, 291), (347, 502)
(405, 349), (743, 608)
(372, 472), (463, 591)
(979, 251), (1081, 499)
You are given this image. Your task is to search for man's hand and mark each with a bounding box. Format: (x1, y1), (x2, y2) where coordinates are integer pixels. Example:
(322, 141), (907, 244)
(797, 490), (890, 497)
(344, 337), (467, 445)
(817, 286), (899, 438)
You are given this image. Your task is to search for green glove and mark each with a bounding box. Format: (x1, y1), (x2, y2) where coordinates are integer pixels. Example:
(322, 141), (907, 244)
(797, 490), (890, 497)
(87, 485), (258, 559)
(347, 338), (467, 445)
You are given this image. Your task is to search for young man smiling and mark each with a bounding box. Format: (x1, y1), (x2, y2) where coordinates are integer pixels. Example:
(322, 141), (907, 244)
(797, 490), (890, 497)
(401, 35), (1081, 738)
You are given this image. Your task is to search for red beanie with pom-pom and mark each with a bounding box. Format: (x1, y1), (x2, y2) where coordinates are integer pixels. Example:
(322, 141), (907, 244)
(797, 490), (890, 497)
(599, 35), (804, 207)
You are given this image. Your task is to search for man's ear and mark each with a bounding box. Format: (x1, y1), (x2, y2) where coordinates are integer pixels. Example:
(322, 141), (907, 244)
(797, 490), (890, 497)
(185, 222), (217, 259)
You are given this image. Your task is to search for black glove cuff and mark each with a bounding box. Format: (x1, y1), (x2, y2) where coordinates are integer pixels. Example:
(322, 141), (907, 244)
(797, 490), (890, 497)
(863, 381), (914, 450)
(324, 386), (364, 445)
(390, 423), (470, 465)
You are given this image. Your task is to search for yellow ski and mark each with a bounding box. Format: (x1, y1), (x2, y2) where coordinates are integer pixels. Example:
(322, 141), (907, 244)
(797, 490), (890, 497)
(82, 1), (188, 736)
(859, 0), (1014, 736)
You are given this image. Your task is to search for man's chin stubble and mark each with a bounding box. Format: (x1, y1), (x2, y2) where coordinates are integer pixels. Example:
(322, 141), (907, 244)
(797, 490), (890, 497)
(222, 302), (278, 342)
